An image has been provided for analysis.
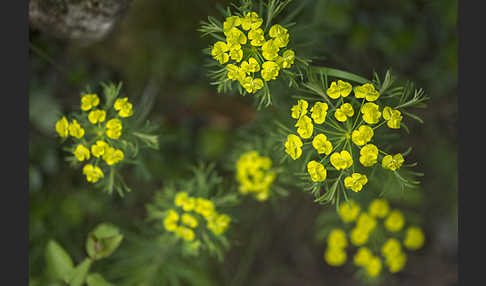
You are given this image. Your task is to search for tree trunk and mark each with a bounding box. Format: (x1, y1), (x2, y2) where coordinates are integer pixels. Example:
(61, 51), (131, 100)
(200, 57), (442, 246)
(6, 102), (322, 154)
(29, 0), (133, 46)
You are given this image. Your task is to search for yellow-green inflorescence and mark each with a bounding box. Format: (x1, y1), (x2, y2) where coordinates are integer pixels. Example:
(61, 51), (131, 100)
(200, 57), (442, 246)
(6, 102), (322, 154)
(210, 12), (295, 94)
(322, 198), (425, 279)
(236, 151), (276, 201)
(55, 93), (134, 184)
(163, 191), (231, 251)
(283, 80), (406, 197)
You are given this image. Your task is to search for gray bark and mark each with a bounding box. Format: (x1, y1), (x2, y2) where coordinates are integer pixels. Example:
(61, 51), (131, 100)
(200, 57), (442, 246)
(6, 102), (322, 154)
(29, 0), (133, 46)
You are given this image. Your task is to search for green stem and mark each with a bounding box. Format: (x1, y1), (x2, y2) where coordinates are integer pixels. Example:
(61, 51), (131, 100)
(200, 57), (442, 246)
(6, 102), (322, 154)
(352, 99), (365, 130)
(373, 120), (387, 130)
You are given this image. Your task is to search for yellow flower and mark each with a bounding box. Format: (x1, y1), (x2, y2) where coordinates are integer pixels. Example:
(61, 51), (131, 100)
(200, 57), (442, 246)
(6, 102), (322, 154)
(182, 197), (196, 212)
(211, 41), (229, 64)
(241, 76), (264, 93)
(384, 210), (405, 232)
(368, 199), (390, 218)
(106, 118), (122, 139)
(255, 189), (270, 201)
(163, 209), (179, 232)
(173, 192), (196, 211)
(404, 226), (425, 250)
(222, 16), (241, 33)
(361, 102), (381, 124)
(353, 247), (373, 266)
(240, 12), (262, 31)
(68, 119), (85, 139)
(382, 106), (402, 129)
(356, 213), (377, 232)
(114, 97), (133, 118)
(295, 115), (313, 139)
(350, 226), (369, 246)
(174, 192), (189, 207)
(175, 226), (195, 241)
(351, 125), (373, 146)
(225, 27), (247, 46)
(381, 238), (402, 258)
(330, 150), (353, 170)
(194, 198), (214, 218)
(312, 134), (333, 155)
(307, 160), (327, 182)
(181, 213), (198, 228)
(310, 102), (328, 124)
(344, 173), (368, 192)
(291, 99), (308, 119)
(82, 164), (104, 183)
(226, 64), (245, 81)
(365, 256), (382, 277)
(73, 144), (90, 161)
(207, 214), (231, 235)
(359, 144), (378, 167)
(334, 103), (354, 122)
(284, 134), (303, 160)
(261, 61), (280, 81)
(81, 94), (100, 111)
(354, 83), (380, 101)
(327, 228), (347, 249)
(382, 153), (404, 171)
(386, 252), (407, 273)
(275, 49), (295, 69)
(327, 80), (352, 99)
(262, 39), (279, 61)
(248, 27), (265, 46)
(324, 247), (347, 266)
(228, 43), (243, 62)
(88, 109), (106, 124)
(55, 116), (69, 138)
(241, 57), (260, 74)
(91, 140), (109, 158)
(338, 199), (361, 223)
(268, 24), (289, 48)
(102, 147), (124, 166)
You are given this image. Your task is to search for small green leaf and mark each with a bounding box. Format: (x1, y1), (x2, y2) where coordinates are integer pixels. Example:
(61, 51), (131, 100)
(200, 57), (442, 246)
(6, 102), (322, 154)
(45, 240), (74, 283)
(402, 110), (424, 124)
(86, 223), (124, 260)
(132, 132), (159, 150)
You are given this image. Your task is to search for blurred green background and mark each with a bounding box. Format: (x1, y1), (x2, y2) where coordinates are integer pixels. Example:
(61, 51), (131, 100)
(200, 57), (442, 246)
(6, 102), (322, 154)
(29, 0), (457, 285)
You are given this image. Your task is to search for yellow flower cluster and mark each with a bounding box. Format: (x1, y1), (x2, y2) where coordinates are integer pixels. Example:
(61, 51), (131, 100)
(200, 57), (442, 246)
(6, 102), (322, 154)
(236, 151), (276, 201)
(211, 12), (295, 94)
(164, 192), (231, 242)
(283, 80), (408, 195)
(55, 93), (134, 183)
(325, 198), (425, 277)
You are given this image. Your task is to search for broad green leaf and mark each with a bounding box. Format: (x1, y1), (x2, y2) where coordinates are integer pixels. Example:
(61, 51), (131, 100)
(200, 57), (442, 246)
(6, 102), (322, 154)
(45, 240), (74, 283)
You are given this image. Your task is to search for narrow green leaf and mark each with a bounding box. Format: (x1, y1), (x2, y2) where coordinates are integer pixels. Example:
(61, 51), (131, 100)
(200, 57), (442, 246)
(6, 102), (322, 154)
(68, 258), (93, 286)
(311, 66), (369, 84)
